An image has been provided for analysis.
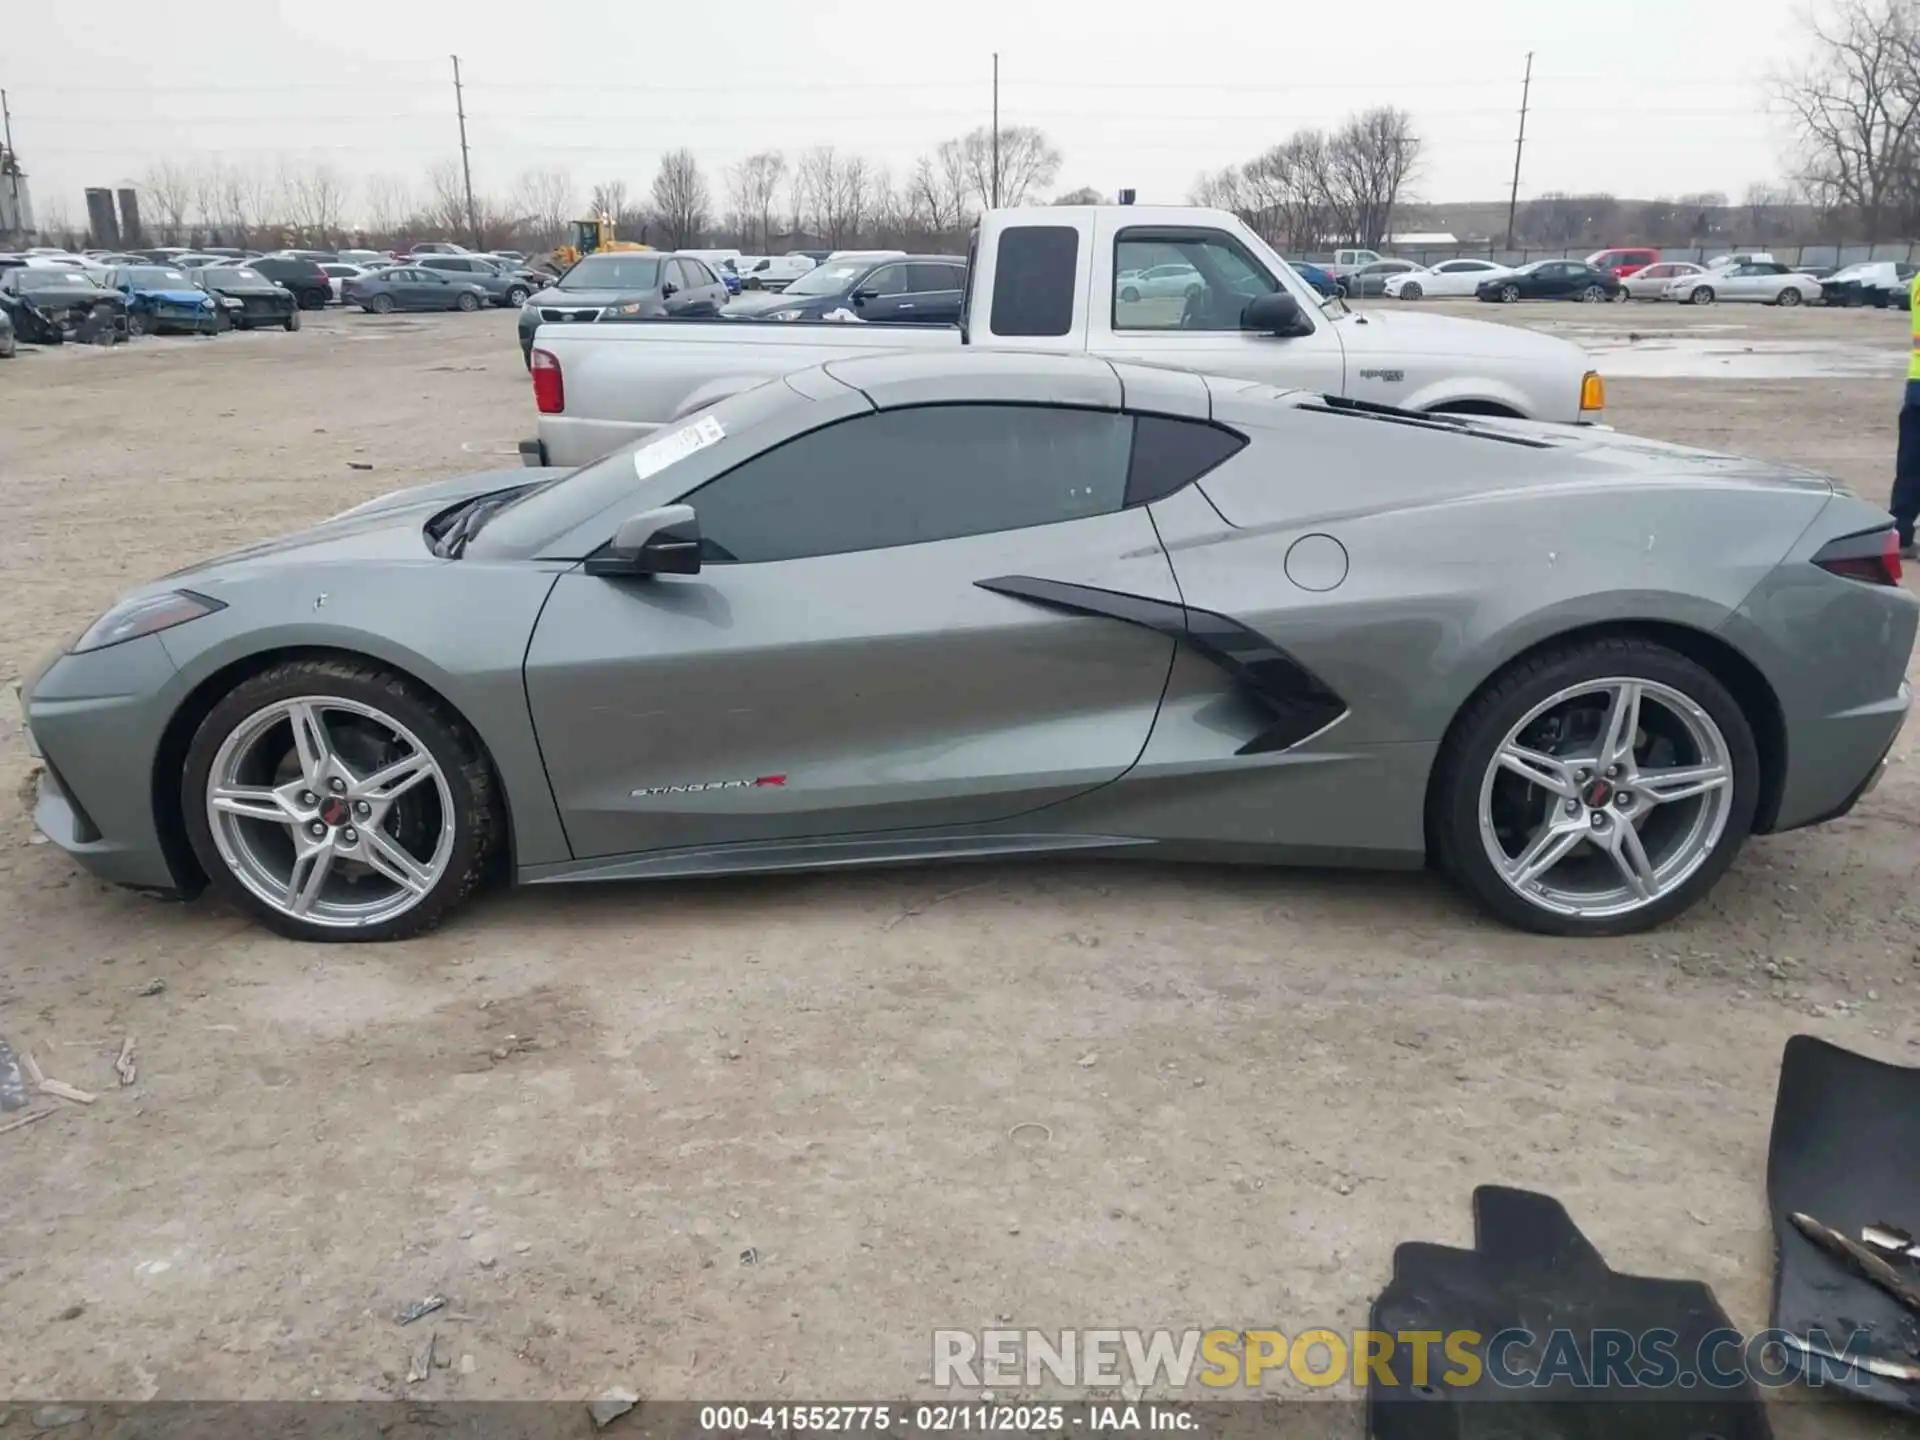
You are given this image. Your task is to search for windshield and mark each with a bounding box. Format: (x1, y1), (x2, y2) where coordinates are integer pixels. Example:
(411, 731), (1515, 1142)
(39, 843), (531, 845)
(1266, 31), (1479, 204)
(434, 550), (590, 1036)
(559, 255), (662, 290)
(219, 269), (266, 283)
(18, 269), (101, 289)
(1512, 261), (1549, 274)
(780, 260), (870, 297)
(124, 268), (194, 288)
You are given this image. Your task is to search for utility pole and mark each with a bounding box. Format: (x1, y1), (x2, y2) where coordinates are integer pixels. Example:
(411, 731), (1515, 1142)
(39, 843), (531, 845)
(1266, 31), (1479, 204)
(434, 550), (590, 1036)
(1504, 52), (1533, 252)
(450, 54), (480, 248)
(1, 90), (20, 238)
(991, 53), (1001, 209)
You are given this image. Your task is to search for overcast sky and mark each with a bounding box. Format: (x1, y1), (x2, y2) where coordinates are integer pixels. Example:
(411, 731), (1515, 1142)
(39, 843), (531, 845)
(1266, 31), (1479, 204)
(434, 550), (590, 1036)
(12, 0), (1797, 229)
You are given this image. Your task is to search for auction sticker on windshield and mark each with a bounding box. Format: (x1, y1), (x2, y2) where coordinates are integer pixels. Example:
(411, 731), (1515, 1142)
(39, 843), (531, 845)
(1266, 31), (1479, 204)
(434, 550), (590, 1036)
(634, 414), (726, 480)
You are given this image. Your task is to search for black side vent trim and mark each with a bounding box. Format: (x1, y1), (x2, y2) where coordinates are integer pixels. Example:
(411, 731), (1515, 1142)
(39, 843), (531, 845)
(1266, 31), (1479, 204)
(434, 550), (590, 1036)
(1299, 395), (1555, 449)
(975, 575), (1347, 755)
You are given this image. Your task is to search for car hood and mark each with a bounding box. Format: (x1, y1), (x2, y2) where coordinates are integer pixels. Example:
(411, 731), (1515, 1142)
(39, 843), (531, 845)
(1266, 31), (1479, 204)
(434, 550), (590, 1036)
(526, 286), (651, 308)
(211, 281), (287, 296)
(1332, 307), (1588, 365)
(728, 288), (822, 315)
(19, 287), (123, 306)
(142, 467), (572, 591)
(133, 288), (213, 304)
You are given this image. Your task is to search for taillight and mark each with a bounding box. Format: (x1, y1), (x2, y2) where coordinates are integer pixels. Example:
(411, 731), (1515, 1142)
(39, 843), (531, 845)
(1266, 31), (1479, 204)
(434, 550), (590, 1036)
(1813, 527), (1902, 586)
(531, 348), (563, 413)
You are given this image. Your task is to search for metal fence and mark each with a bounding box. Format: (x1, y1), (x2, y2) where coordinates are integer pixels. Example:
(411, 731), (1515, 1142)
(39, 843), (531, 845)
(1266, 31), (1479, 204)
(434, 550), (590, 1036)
(1317, 241), (1920, 268)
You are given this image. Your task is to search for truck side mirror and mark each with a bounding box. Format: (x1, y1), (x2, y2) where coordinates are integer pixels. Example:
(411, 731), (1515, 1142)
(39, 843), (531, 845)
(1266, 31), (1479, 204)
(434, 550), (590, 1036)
(1242, 291), (1307, 337)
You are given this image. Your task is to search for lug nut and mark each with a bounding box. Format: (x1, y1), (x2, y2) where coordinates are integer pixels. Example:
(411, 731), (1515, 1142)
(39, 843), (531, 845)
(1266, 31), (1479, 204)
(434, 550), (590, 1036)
(1606, 764), (1621, 779)
(1565, 797), (1581, 815)
(1576, 769), (1592, 784)
(299, 790), (315, 806)
(329, 777), (346, 793)
(1589, 812), (1608, 830)
(343, 828), (358, 844)
(309, 821), (326, 837)
(354, 800), (371, 818)
(1614, 791), (1633, 809)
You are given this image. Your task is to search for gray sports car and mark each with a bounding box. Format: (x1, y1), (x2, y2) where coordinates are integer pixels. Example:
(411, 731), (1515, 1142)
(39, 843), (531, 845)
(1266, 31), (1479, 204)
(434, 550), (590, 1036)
(20, 352), (1915, 943)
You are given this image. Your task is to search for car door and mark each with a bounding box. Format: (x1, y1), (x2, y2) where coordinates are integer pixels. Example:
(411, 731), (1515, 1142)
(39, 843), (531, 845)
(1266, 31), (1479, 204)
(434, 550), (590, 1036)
(906, 262), (965, 322)
(1539, 262), (1582, 298)
(1100, 224), (1346, 395)
(523, 399), (1188, 860)
(851, 262), (912, 321)
(661, 259), (703, 317)
(684, 259), (727, 315)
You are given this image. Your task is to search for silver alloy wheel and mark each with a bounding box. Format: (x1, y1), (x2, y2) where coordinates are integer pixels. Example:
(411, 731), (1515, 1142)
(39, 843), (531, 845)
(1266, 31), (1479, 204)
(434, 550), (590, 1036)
(1778, 287), (1802, 306)
(205, 696), (455, 929)
(1477, 677), (1735, 921)
(1582, 284), (1605, 302)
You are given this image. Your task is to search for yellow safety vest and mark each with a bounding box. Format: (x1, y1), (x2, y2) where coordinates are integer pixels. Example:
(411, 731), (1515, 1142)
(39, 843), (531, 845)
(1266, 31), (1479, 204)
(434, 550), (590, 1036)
(1910, 272), (1920, 381)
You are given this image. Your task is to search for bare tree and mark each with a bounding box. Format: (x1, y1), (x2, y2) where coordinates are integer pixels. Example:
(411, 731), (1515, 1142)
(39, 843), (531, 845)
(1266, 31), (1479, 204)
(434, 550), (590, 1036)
(1317, 107), (1421, 247)
(589, 179), (628, 222)
(1742, 180), (1798, 237)
(364, 172), (417, 236)
(1052, 185), (1106, 205)
(956, 125), (1062, 209)
(189, 160), (222, 238)
(798, 146), (841, 242)
(908, 142), (971, 238)
(650, 147), (710, 248)
(139, 158), (195, 243)
(282, 160), (352, 244)
(1771, 0), (1920, 238)
(727, 151), (787, 249)
(829, 153), (873, 243)
(513, 165), (577, 245)
(425, 158), (471, 236)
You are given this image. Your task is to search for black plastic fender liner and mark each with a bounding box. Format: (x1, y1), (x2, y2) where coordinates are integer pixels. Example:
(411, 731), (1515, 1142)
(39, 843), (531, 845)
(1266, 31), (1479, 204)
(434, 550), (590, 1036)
(974, 575), (1347, 755)
(1368, 1185), (1772, 1440)
(1767, 1034), (1920, 1414)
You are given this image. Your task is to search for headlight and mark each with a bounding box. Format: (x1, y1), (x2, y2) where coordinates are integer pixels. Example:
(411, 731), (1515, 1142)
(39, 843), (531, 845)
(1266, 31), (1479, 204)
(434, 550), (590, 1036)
(71, 590), (225, 654)
(608, 300), (653, 317)
(769, 309), (803, 321)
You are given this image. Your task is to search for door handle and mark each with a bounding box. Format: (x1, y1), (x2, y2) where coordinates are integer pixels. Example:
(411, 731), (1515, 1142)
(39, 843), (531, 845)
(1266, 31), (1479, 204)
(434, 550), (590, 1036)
(898, 303), (915, 310)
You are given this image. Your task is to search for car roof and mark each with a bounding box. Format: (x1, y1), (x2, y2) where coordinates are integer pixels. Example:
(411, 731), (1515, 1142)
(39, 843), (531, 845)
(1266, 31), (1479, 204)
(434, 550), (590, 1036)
(819, 350), (1121, 411)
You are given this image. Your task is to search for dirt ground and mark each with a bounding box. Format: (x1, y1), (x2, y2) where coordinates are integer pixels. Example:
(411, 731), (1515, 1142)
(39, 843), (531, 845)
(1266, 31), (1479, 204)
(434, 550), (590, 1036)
(1, 299), (1917, 1432)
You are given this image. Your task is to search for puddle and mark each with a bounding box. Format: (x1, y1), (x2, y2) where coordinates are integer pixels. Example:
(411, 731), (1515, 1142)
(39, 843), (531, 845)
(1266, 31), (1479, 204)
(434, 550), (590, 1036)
(1582, 337), (1903, 379)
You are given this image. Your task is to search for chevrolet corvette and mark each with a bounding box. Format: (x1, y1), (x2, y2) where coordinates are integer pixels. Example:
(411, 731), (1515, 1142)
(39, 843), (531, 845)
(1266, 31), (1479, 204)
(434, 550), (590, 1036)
(21, 353), (1915, 942)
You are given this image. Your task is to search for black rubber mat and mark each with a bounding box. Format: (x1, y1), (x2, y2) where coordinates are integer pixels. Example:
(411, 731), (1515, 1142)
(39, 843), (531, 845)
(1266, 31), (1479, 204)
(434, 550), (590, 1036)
(1368, 1184), (1771, 1439)
(1767, 1034), (1920, 1413)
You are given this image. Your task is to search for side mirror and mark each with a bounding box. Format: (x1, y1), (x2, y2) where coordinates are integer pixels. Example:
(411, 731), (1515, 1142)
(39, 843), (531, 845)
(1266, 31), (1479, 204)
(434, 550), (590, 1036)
(585, 503), (702, 578)
(852, 288), (877, 302)
(1242, 291), (1308, 336)
(662, 282), (678, 297)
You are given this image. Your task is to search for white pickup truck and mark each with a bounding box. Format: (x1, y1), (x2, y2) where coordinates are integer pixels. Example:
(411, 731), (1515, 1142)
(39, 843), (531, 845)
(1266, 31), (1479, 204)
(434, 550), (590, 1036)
(521, 204), (1606, 468)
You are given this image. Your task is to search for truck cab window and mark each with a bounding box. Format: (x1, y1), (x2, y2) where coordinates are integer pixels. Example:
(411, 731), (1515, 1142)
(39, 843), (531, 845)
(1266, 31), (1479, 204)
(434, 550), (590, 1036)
(989, 227), (1078, 338)
(1113, 231), (1280, 332)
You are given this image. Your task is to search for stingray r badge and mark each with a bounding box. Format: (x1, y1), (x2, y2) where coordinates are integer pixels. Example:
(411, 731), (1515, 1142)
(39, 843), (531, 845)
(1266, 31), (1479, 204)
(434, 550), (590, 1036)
(631, 774), (787, 798)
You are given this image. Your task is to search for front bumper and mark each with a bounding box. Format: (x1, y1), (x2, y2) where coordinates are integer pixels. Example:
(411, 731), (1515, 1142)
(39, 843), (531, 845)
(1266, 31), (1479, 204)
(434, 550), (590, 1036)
(20, 636), (185, 892)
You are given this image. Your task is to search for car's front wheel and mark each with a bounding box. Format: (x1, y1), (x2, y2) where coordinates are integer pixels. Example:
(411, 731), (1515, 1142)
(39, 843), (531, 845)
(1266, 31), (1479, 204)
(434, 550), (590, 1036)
(284, 308), (301, 332)
(1499, 284), (1520, 303)
(456, 292), (481, 312)
(182, 658), (498, 942)
(505, 285), (529, 306)
(1690, 286), (1714, 305)
(1399, 281), (1423, 300)
(1430, 637), (1757, 936)
(126, 312), (149, 337)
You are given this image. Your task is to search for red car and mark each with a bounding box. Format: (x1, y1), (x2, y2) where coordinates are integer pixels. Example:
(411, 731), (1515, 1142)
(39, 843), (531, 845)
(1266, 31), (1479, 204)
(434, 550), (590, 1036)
(1585, 247), (1660, 277)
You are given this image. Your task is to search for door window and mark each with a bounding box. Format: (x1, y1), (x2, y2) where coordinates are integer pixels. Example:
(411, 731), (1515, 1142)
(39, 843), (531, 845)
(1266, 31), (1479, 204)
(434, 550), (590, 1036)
(685, 405), (1134, 564)
(1113, 229), (1278, 331)
(990, 226), (1078, 338)
(907, 262), (961, 292)
(859, 264), (910, 297)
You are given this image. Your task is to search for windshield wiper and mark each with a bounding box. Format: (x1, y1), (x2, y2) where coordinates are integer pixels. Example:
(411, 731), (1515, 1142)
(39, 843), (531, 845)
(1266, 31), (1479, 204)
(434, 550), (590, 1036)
(432, 493), (516, 559)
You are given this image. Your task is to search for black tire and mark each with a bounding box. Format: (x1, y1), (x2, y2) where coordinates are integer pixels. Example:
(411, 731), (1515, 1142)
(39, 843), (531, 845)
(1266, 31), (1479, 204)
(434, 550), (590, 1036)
(1430, 636), (1759, 936)
(369, 293), (396, 315)
(126, 312), (150, 338)
(1580, 284), (1606, 302)
(234, 315), (252, 331)
(213, 308), (231, 333)
(505, 285), (529, 306)
(1499, 284), (1520, 303)
(456, 291), (481, 312)
(1400, 281), (1423, 300)
(180, 657), (500, 943)
(745, 277), (763, 290)
(1120, 286), (1140, 302)
(285, 308), (301, 332)
(0, 331), (14, 359)
(1690, 286), (1714, 305)
(1776, 287), (1803, 307)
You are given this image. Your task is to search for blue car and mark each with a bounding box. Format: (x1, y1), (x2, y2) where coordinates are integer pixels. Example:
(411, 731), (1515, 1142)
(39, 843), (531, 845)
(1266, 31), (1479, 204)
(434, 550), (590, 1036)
(1288, 260), (1339, 298)
(106, 265), (222, 336)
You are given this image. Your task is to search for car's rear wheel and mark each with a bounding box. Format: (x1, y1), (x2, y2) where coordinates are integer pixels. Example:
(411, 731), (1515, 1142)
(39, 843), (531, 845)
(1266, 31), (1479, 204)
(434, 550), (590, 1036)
(369, 294), (396, 314)
(181, 658), (498, 943)
(1776, 287), (1803, 307)
(1499, 284), (1520, 303)
(1431, 637), (1757, 936)
(1580, 284), (1607, 302)
(1120, 286), (1140, 302)
(1610, 287), (1630, 302)
(1400, 281), (1423, 300)
(284, 308), (301, 332)
(1690, 286), (1715, 305)
(456, 292), (481, 312)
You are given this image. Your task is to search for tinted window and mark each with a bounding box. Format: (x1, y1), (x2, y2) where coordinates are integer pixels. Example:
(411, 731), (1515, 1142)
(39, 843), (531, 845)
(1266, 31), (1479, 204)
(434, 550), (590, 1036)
(1124, 416), (1248, 507)
(1114, 229), (1278, 332)
(560, 254), (662, 289)
(861, 263), (910, 297)
(687, 404), (1132, 564)
(991, 226), (1077, 338)
(909, 263), (962, 292)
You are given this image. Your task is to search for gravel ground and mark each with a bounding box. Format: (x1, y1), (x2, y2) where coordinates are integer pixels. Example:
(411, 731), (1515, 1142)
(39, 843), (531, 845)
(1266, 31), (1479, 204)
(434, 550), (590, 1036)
(0, 299), (1916, 1433)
